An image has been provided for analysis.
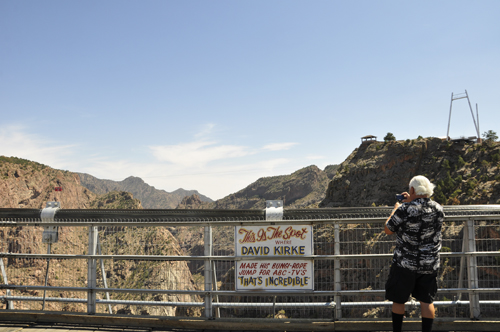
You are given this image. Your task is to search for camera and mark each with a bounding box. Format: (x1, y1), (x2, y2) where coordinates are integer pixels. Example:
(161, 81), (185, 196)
(395, 194), (405, 202)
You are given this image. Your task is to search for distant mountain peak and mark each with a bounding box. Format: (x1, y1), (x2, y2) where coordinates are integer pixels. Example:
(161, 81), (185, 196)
(211, 164), (339, 210)
(78, 173), (213, 209)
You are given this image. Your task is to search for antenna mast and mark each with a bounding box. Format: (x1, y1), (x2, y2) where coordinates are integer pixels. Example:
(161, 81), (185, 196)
(446, 90), (481, 143)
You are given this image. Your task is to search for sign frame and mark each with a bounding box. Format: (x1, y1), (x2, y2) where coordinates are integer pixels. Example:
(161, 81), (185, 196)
(235, 224), (314, 291)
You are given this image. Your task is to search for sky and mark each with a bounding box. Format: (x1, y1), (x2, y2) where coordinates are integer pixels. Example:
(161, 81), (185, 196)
(1, 1), (499, 200)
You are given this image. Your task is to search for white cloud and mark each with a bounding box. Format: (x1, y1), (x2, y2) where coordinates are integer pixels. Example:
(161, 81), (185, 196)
(306, 155), (326, 160)
(194, 123), (216, 138)
(78, 159), (144, 181)
(0, 125), (77, 169)
(262, 142), (298, 151)
(257, 158), (291, 170)
(149, 140), (254, 167)
(0, 125), (303, 200)
(140, 158), (294, 199)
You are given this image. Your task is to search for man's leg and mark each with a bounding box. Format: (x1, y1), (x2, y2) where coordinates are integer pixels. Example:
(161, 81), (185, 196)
(392, 302), (405, 332)
(420, 302), (435, 332)
(392, 302), (405, 315)
(420, 302), (435, 318)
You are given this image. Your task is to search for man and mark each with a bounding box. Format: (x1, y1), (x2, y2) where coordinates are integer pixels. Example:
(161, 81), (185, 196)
(385, 175), (445, 332)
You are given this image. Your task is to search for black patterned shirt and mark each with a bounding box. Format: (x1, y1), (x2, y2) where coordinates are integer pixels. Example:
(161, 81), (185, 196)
(386, 198), (445, 274)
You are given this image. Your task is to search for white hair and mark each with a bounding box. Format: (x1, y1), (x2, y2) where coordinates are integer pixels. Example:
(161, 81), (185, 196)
(409, 175), (435, 196)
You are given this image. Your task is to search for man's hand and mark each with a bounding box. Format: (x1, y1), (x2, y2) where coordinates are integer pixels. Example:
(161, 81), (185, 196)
(400, 192), (411, 202)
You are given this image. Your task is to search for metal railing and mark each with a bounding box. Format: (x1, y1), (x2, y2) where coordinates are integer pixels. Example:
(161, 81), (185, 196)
(0, 204), (499, 322)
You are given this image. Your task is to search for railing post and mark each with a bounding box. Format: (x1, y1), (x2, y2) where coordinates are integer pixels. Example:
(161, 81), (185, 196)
(466, 218), (480, 319)
(454, 224), (467, 317)
(41, 201), (60, 310)
(334, 222), (342, 319)
(204, 225), (213, 319)
(0, 258), (13, 309)
(97, 237), (113, 314)
(211, 261), (220, 318)
(88, 226), (98, 314)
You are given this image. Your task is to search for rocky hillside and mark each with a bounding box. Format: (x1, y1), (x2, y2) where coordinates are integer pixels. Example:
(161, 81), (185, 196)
(0, 156), (200, 316)
(78, 173), (212, 209)
(88, 191), (143, 209)
(0, 156), (145, 209)
(320, 137), (500, 207)
(0, 154), (337, 211)
(210, 165), (339, 210)
(0, 156), (96, 209)
(174, 165), (339, 210)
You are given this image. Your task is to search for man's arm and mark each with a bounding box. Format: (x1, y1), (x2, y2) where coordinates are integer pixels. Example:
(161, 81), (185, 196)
(385, 202), (401, 235)
(384, 223), (394, 235)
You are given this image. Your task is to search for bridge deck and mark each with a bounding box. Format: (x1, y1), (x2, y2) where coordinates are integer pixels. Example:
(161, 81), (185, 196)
(1, 312), (500, 332)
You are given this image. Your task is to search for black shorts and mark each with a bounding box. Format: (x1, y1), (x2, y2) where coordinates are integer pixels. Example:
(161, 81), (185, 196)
(385, 264), (438, 304)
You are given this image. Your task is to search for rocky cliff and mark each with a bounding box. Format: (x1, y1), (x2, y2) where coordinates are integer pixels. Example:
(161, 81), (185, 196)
(320, 137), (500, 207)
(78, 173), (212, 209)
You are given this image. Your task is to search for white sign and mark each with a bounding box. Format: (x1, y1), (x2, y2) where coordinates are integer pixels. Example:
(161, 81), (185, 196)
(235, 225), (313, 290)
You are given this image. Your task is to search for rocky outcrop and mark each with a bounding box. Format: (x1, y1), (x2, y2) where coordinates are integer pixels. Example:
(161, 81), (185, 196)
(320, 138), (500, 207)
(78, 173), (213, 209)
(176, 194), (214, 209)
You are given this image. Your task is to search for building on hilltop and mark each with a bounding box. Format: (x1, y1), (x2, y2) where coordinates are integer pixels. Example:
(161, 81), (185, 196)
(361, 135), (377, 144)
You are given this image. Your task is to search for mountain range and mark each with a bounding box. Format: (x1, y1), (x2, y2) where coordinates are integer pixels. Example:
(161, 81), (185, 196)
(77, 173), (212, 209)
(75, 164), (339, 210)
(2, 136), (499, 318)
(0, 155), (339, 210)
(1, 136), (499, 211)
